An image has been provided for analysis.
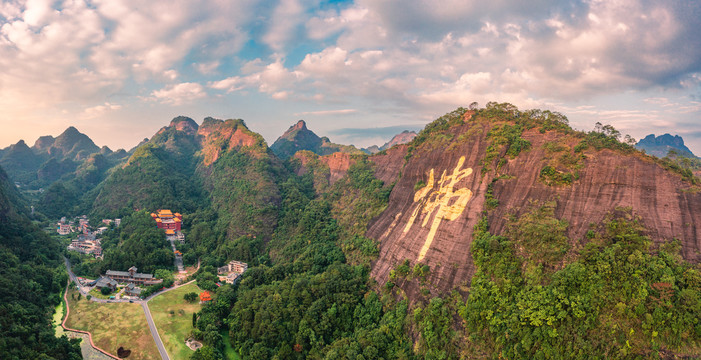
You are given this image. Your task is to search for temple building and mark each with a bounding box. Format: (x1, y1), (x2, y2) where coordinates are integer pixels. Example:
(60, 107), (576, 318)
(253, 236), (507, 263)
(151, 209), (182, 231)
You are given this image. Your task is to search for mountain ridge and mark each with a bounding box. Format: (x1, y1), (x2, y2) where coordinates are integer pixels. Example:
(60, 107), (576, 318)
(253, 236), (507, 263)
(635, 133), (697, 158)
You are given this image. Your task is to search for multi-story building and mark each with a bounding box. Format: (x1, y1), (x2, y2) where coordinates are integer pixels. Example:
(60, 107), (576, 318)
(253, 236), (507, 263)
(57, 222), (71, 235)
(105, 266), (162, 286)
(151, 209), (182, 231)
(217, 260), (248, 284)
(67, 236), (102, 257)
(218, 260), (248, 275)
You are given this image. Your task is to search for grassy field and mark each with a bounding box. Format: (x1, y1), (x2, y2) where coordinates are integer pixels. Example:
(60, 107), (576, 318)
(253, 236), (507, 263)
(149, 282), (203, 360)
(53, 301), (66, 337)
(88, 287), (116, 300)
(221, 330), (242, 360)
(65, 288), (161, 360)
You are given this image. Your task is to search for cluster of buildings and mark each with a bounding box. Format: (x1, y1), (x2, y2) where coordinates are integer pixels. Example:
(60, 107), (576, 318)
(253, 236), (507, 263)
(93, 266), (163, 297)
(218, 260), (248, 284)
(57, 216), (120, 236)
(68, 234), (102, 258)
(64, 216), (121, 259)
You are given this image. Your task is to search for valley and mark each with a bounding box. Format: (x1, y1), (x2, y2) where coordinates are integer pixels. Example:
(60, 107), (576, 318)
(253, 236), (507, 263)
(2, 103), (701, 359)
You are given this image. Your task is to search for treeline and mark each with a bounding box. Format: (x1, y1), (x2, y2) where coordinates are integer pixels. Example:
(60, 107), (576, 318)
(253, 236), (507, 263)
(0, 167), (82, 359)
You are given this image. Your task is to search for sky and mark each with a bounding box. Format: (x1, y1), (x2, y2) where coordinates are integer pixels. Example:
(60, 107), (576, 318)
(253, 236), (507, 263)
(1, 0), (701, 153)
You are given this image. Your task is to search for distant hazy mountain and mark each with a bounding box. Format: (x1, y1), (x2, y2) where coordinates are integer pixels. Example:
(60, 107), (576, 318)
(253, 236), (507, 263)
(0, 140), (43, 183)
(635, 133), (697, 158)
(0, 126), (128, 189)
(270, 120), (362, 159)
(363, 130), (417, 154)
(33, 126), (101, 161)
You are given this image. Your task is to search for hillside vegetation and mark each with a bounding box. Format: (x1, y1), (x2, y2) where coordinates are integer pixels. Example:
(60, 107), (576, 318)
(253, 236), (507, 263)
(0, 166), (82, 359)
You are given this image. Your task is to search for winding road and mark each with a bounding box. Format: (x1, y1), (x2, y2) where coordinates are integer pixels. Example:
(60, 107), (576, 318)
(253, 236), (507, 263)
(64, 257), (196, 360)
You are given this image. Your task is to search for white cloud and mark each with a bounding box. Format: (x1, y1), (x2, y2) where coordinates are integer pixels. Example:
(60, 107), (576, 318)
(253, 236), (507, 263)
(262, 0), (307, 51)
(152, 82), (207, 105)
(195, 61), (220, 75)
(82, 102), (123, 119)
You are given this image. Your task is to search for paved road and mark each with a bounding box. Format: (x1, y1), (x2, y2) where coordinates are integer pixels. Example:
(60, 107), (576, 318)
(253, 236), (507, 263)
(142, 302), (170, 360)
(64, 256), (195, 360)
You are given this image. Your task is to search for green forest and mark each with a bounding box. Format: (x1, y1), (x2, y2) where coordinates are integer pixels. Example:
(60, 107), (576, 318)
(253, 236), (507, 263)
(0, 167), (82, 359)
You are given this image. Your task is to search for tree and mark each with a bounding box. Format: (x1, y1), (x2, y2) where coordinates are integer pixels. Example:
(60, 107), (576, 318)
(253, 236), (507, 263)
(100, 287), (112, 295)
(185, 292), (198, 303)
(193, 312), (198, 328)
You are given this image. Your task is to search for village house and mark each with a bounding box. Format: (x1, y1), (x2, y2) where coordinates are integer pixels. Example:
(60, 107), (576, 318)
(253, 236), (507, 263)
(124, 283), (142, 297)
(94, 276), (118, 291)
(217, 260), (248, 284)
(57, 221), (71, 235)
(218, 260), (248, 274)
(67, 236), (102, 257)
(104, 266), (162, 286)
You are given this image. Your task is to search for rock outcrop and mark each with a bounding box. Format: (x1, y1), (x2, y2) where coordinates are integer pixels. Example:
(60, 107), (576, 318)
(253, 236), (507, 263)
(367, 115), (701, 299)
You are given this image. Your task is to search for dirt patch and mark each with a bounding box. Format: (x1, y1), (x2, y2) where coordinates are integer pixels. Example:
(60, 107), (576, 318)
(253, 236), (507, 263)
(185, 338), (202, 351)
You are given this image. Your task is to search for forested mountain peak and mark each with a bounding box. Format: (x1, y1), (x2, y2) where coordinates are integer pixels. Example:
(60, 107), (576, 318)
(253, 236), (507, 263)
(168, 116), (199, 134)
(48, 126), (100, 161)
(32, 135), (55, 152)
(271, 119), (362, 159)
(0, 139), (42, 180)
(198, 118), (267, 165)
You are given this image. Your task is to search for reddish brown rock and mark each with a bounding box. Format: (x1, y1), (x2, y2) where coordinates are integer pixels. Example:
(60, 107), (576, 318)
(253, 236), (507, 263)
(293, 151), (356, 186)
(197, 119), (264, 165)
(367, 120), (701, 300)
(370, 144), (408, 185)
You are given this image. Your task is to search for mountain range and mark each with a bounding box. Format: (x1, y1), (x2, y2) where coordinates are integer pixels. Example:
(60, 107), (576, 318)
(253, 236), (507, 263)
(2, 104), (701, 358)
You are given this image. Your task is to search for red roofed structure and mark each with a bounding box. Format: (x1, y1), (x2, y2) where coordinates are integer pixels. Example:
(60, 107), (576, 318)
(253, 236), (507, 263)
(199, 291), (212, 303)
(151, 209), (182, 231)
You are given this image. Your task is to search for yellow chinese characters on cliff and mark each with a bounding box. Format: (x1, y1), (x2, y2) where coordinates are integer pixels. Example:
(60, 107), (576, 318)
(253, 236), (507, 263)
(403, 156), (473, 262)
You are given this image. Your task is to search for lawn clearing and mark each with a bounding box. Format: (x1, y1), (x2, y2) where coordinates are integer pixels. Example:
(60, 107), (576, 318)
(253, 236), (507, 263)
(64, 288), (160, 360)
(149, 282), (203, 360)
(53, 301), (66, 337)
(221, 330), (242, 360)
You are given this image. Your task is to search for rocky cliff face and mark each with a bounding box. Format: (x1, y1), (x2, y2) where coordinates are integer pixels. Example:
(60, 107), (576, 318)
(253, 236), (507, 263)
(367, 112), (701, 299)
(294, 151), (356, 187)
(198, 118), (265, 165)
